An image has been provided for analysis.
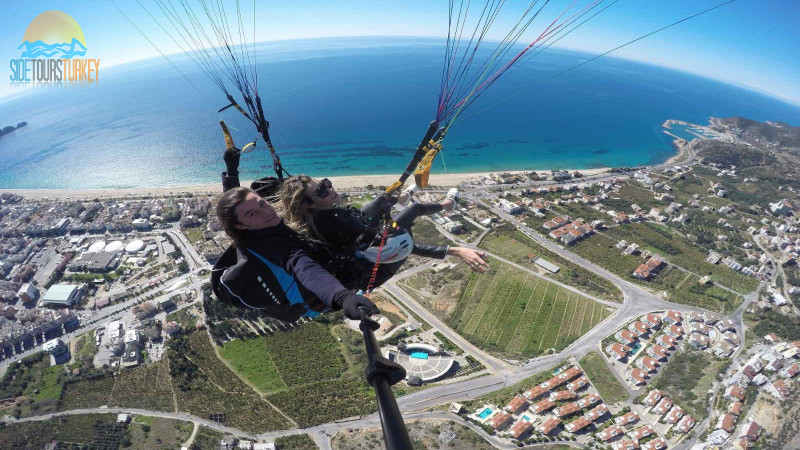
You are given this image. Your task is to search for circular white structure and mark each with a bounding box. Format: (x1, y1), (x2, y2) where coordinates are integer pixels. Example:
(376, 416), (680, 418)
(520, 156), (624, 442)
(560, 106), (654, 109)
(104, 241), (124, 252)
(125, 239), (144, 253)
(388, 344), (455, 383)
(88, 241), (106, 253)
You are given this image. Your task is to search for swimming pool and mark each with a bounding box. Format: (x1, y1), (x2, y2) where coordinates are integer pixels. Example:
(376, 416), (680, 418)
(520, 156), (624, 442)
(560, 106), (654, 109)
(478, 408), (493, 419)
(631, 343), (642, 353)
(522, 415), (532, 422)
(553, 368), (562, 375)
(409, 351), (429, 360)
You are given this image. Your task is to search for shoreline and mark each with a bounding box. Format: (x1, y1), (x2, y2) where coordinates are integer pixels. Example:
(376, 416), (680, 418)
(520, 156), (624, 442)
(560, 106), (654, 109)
(0, 168), (611, 200)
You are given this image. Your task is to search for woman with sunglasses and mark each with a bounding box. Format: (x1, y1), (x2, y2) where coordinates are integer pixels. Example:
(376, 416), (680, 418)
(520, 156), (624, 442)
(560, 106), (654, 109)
(276, 175), (490, 292)
(211, 141), (380, 322)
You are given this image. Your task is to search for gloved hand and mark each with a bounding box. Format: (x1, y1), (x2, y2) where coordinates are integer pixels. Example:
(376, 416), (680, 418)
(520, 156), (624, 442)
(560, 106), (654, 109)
(224, 147), (241, 176)
(338, 291), (380, 320)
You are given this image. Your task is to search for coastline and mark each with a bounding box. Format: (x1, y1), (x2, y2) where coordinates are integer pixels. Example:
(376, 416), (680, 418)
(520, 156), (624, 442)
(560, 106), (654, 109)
(0, 168), (611, 200)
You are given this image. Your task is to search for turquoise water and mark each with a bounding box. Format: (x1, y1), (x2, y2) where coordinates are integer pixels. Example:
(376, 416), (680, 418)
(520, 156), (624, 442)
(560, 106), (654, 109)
(631, 343), (642, 353)
(478, 408), (493, 419)
(409, 351), (429, 360)
(522, 415), (532, 421)
(2, 37), (800, 189)
(553, 368), (562, 375)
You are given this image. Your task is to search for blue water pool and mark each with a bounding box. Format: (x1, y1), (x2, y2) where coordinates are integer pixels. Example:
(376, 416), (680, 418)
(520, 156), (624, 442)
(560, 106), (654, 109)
(522, 415), (532, 422)
(631, 343), (642, 353)
(553, 368), (562, 375)
(478, 408), (493, 419)
(410, 351), (429, 360)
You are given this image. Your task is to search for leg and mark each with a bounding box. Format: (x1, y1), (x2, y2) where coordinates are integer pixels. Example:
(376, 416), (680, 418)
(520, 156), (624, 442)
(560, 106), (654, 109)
(392, 202), (443, 229)
(359, 194), (389, 220)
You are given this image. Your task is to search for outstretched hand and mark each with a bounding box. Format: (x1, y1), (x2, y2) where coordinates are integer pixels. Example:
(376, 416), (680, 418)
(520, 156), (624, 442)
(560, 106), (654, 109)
(452, 248), (490, 273)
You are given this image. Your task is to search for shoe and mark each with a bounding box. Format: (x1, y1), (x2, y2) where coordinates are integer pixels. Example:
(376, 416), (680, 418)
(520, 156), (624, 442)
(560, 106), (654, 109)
(398, 183), (418, 206)
(446, 188), (458, 199)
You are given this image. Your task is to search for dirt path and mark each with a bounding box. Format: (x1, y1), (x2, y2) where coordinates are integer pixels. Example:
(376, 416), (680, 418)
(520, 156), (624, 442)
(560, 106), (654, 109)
(181, 422), (200, 449)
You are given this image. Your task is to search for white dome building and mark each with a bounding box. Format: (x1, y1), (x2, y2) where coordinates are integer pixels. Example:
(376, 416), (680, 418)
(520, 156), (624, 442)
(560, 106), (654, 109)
(125, 239), (145, 253)
(88, 241), (106, 253)
(104, 241), (124, 252)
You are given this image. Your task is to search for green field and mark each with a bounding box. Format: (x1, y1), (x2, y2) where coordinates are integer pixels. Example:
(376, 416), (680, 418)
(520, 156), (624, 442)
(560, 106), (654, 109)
(572, 233), (743, 313)
(652, 347), (729, 420)
(276, 434), (319, 449)
(479, 226), (622, 302)
(220, 338), (286, 393)
(128, 415), (194, 449)
(218, 322), (379, 428)
(447, 261), (614, 358)
(169, 332), (291, 432)
(0, 414), (127, 449)
(579, 352), (627, 404)
(603, 222), (758, 293)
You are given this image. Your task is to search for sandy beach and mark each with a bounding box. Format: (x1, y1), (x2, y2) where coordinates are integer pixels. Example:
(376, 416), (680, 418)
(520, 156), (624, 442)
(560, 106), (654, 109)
(0, 168), (611, 201)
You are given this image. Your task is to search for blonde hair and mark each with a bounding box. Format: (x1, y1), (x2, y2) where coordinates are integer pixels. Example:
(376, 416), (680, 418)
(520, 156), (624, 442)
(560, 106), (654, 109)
(275, 174), (317, 240)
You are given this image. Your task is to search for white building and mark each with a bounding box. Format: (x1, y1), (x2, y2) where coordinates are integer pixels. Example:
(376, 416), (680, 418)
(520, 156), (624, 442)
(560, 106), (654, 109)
(498, 199), (524, 215)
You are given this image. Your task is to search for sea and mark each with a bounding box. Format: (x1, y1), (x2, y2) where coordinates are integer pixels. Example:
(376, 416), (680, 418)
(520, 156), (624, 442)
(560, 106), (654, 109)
(2, 37), (800, 190)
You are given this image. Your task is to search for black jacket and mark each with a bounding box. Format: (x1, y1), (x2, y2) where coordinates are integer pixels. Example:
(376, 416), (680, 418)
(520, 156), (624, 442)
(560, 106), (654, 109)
(211, 171), (350, 322)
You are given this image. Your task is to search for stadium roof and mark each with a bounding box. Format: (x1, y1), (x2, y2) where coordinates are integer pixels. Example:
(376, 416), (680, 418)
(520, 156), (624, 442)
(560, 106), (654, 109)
(42, 284), (79, 305)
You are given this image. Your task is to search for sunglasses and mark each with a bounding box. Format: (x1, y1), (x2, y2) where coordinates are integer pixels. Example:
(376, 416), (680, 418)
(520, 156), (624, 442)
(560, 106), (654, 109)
(310, 178), (333, 200)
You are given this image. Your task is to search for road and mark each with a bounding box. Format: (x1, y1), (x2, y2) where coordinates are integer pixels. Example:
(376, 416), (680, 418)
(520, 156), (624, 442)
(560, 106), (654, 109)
(7, 145), (762, 449)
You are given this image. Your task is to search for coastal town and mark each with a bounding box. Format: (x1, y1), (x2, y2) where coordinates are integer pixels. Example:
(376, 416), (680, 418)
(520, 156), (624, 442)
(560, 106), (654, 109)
(1, 115), (800, 450)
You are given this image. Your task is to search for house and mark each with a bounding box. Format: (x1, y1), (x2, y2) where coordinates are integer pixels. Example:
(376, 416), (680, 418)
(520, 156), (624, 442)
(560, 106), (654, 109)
(675, 415), (696, 434)
(567, 376), (589, 392)
(537, 416), (561, 435)
(615, 412), (640, 427)
(726, 385), (745, 401)
(637, 357), (659, 373)
(716, 318), (736, 333)
(729, 401), (743, 416)
(238, 441), (253, 450)
(449, 403), (465, 414)
(531, 399), (556, 414)
(489, 411), (513, 430)
(647, 345), (669, 361)
(656, 335), (677, 349)
(644, 313), (662, 328)
(642, 438), (667, 450)
(554, 402), (581, 418)
(117, 414), (130, 424)
(585, 403), (609, 421)
(565, 417), (592, 433)
(689, 322), (710, 335)
(663, 406), (684, 424)
(599, 425), (624, 441)
(718, 413), (736, 432)
(664, 310), (682, 324)
(525, 385), (549, 401)
(506, 396), (529, 415)
(607, 343), (631, 360)
(629, 321), (649, 337)
(577, 393), (601, 409)
(612, 440), (640, 450)
(768, 379), (790, 398)
(631, 425), (653, 440)
(714, 341), (735, 358)
(549, 390), (577, 402)
(509, 420), (533, 439)
(642, 389), (663, 407)
(689, 333), (710, 349)
(665, 324), (684, 338)
(781, 362), (800, 378)
(739, 421), (762, 441)
(653, 397), (673, 416)
(627, 369), (649, 385)
(616, 329), (638, 345)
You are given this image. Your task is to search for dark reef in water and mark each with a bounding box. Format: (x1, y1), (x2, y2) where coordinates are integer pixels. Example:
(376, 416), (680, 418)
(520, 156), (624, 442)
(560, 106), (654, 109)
(0, 121), (27, 138)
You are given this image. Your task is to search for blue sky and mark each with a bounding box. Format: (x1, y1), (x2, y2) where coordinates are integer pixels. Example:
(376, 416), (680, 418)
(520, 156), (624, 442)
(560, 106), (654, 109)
(2, 0), (799, 105)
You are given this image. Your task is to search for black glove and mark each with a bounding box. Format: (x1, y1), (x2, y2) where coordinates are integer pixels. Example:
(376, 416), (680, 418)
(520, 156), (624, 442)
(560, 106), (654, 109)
(224, 148), (241, 176)
(335, 291), (380, 320)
